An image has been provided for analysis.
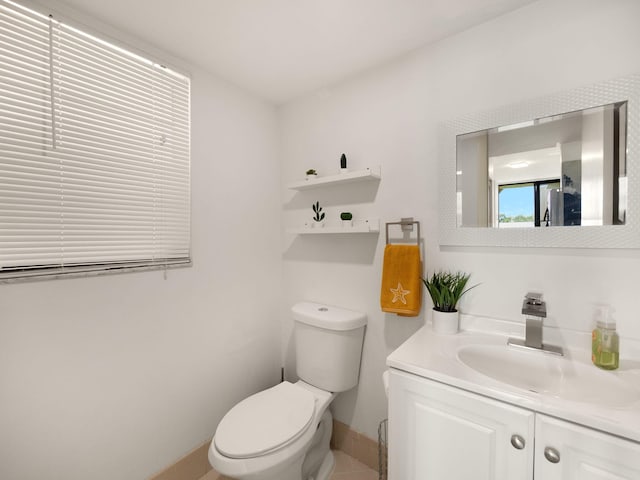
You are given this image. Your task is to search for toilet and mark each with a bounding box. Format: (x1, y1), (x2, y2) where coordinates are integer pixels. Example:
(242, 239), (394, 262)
(208, 302), (367, 480)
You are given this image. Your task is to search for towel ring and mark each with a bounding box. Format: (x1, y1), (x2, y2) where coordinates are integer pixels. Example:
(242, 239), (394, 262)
(385, 218), (420, 245)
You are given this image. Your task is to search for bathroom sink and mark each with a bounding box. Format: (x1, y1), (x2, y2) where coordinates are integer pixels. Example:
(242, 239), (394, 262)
(457, 344), (640, 407)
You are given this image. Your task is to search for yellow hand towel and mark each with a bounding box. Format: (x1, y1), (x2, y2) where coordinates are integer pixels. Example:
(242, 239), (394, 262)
(380, 244), (422, 316)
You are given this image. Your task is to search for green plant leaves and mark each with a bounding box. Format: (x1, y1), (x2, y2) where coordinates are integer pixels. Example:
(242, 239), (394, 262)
(422, 271), (478, 312)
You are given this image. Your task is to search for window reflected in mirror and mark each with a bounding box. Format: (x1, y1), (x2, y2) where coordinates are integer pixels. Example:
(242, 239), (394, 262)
(497, 180), (562, 228)
(456, 102), (627, 228)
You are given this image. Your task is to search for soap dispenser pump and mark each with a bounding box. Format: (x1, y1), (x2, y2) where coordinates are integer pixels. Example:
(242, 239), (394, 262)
(591, 305), (619, 370)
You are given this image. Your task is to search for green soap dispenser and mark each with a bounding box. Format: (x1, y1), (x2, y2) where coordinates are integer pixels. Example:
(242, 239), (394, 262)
(591, 305), (619, 370)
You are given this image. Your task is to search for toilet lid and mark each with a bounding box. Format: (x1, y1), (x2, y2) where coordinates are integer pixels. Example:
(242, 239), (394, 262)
(214, 381), (316, 459)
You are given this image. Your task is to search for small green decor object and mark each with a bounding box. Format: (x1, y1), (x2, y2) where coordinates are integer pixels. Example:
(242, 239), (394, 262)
(306, 169), (317, 175)
(340, 212), (353, 220)
(422, 271), (478, 312)
(312, 201), (325, 222)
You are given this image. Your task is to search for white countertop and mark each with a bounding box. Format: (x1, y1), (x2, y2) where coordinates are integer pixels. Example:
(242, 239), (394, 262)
(386, 317), (640, 443)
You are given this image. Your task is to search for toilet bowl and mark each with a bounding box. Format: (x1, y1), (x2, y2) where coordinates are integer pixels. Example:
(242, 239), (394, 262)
(208, 302), (367, 480)
(209, 381), (335, 480)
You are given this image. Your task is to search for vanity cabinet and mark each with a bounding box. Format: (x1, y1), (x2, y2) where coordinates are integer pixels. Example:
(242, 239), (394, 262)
(389, 369), (640, 480)
(389, 369), (534, 480)
(535, 414), (640, 480)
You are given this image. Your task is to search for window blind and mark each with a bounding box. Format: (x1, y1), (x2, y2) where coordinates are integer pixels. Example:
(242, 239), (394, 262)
(0, 0), (191, 279)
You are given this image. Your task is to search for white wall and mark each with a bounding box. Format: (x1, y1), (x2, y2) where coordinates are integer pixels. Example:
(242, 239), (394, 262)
(0, 8), (283, 480)
(280, 0), (640, 440)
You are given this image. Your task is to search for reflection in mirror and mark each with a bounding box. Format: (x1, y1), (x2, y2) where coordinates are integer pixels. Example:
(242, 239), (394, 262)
(456, 102), (627, 228)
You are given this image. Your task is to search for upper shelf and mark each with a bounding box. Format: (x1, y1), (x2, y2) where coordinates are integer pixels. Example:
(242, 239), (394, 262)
(287, 166), (381, 191)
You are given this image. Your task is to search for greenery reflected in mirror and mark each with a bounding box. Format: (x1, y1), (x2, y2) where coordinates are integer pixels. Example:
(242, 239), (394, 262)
(456, 102), (627, 228)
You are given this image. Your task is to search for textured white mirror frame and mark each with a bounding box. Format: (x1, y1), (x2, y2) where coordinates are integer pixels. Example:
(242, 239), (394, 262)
(439, 73), (640, 248)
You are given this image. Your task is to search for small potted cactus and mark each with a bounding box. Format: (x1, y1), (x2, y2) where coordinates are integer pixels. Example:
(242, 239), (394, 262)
(305, 169), (318, 181)
(312, 201), (325, 227)
(340, 212), (353, 227)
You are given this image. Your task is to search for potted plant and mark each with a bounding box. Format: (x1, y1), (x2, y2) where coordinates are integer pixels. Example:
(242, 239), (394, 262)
(312, 201), (325, 227)
(422, 271), (477, 334)
(340, 211), (353, 227)
(306, 169), (318, 180)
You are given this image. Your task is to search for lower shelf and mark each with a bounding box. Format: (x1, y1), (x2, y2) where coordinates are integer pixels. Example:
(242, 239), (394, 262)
(287, 218), (380, 234)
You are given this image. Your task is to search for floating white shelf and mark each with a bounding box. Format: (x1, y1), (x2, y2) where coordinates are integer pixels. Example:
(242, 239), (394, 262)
(287, 166), (381, 191)
(287, 218), (380, 235)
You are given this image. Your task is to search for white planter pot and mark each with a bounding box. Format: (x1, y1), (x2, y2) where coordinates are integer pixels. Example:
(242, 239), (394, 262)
(306, 174), (318, 181)
(432, 309), (459, 334)
(311, 220), (325, 228)
(341, 220), (353, 227)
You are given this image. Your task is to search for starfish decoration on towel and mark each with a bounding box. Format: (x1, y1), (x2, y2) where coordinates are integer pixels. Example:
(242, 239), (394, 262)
(390, 282), (411, 305)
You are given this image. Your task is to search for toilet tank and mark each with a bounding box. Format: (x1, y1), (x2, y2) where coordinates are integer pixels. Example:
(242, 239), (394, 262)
(292, 302), (367, 393)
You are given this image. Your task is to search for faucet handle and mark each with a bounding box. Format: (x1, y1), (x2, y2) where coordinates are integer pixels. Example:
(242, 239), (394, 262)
(524, 292), (544, 305)
(522, 292), (546, 317)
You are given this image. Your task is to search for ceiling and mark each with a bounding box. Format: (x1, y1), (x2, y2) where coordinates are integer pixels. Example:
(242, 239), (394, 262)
(51, 0), (539, 104)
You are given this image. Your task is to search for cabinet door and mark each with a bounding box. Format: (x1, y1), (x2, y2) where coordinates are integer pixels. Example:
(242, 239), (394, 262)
(535, 414), (640, 480)
(388, 369), (534, 480)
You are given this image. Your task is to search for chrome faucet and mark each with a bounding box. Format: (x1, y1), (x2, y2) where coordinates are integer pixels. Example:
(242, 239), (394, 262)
(522, 292), (545, 349)
(508, 292), (563, 355)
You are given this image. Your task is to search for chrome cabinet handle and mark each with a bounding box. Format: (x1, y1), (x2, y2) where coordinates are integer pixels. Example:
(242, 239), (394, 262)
(544, 446), (561, 463)
(510, 434), (525, 450)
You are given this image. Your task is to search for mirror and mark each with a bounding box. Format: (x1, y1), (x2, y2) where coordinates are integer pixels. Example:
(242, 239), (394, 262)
(457, 102), (627, 228)
(439, 73), (640, 248)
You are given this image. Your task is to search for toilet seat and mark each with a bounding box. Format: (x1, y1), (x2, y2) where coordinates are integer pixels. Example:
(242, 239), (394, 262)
(214, 381), (316, 459)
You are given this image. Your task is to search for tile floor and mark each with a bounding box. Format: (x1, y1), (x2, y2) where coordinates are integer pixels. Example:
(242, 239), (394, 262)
(329, 450), (379, 480)
(198, 450), (378, 480)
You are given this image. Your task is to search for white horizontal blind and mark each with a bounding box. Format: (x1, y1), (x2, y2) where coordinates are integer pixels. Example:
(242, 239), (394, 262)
(0, 0), (191, 279)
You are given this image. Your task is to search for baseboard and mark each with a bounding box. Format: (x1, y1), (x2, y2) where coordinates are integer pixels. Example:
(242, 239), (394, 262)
(330, 419), (381, 472)
(148, 440), (213, 480)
